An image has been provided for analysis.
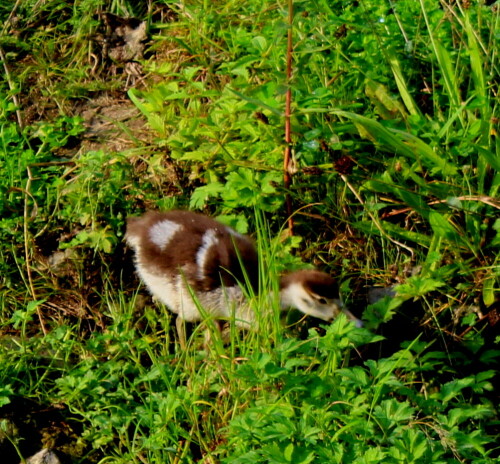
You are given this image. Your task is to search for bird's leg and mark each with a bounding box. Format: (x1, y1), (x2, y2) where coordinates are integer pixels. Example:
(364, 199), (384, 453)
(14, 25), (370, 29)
(203, 319), (226, 350)
(176, 316), (187, 350)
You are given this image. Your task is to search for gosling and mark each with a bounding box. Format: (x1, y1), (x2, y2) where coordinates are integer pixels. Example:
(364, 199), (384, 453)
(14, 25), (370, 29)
(126, 210), (362, 345)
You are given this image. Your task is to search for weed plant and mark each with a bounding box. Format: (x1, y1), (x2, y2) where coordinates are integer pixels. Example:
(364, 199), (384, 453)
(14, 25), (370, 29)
(0, 0), (498, 462)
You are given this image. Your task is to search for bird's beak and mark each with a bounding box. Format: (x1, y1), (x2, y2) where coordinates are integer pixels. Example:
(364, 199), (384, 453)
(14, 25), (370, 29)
(333, 299), (363, 327)
(342, 308), (363, 327)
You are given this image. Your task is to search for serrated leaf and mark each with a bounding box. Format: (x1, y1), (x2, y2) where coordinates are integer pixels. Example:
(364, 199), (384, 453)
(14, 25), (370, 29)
(361, 446), (387, 462)
(374, 398), (415, 429)
(26, 299), (47, 313)
(146, 113), (166, 136)
(190, 182), (224, 209)
(396, 276), (445, 299)
(337, 366), (370, 387)
(437, 377), (476, 403)
(363, 295), (404, 329)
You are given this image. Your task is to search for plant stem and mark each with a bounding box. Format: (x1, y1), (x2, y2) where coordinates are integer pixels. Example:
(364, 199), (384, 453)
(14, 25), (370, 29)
(283, 0), (294, 234)
(0, 46), (23, 129)
(24, 166), (47, 335)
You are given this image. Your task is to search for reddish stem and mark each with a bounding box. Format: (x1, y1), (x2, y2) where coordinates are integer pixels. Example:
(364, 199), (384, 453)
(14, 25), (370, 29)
(283, 0), (294, 234)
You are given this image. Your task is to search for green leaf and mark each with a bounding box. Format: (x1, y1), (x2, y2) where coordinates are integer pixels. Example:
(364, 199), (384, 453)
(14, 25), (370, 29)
(374, 398), (414, 430)
(337, 366), (370, 388)
(475, 145), (500, 171)
(0, 385), (14, 407)
(363, 295), (404, 329)
(387, 52), (421, 117)
(284, 443), (294, 462)
(251, 36), (267, 52)
(359, 447), (386, 463)
(436, 377), (476, 403)
(60, 228), (117, 253)
(228, 87), (283, 116)
(26, 299), (47, 313)
(396, 276), (445, 299)
(428, 211), (462, 243)
(365, 79), (407, 120)
(482, 269), (497, 307)
(190, 182), (224, 209)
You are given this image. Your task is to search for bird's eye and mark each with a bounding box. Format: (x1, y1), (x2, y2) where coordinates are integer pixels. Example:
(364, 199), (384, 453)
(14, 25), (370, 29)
(317, 297), (328, 305)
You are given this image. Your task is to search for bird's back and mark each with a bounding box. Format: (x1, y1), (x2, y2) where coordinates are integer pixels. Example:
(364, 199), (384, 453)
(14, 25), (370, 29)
(126, 210), (259, 320)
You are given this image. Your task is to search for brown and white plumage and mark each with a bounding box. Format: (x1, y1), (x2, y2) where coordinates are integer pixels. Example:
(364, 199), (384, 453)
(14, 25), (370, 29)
(126, 210), (362, 345)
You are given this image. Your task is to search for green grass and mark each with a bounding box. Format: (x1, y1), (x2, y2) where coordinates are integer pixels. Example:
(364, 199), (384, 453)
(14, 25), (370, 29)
(0, 0), (499, 462)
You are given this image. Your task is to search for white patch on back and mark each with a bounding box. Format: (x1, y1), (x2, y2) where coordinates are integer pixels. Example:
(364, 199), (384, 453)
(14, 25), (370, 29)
(149, 220), (183, 250)
(196, 229), (218, 281)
